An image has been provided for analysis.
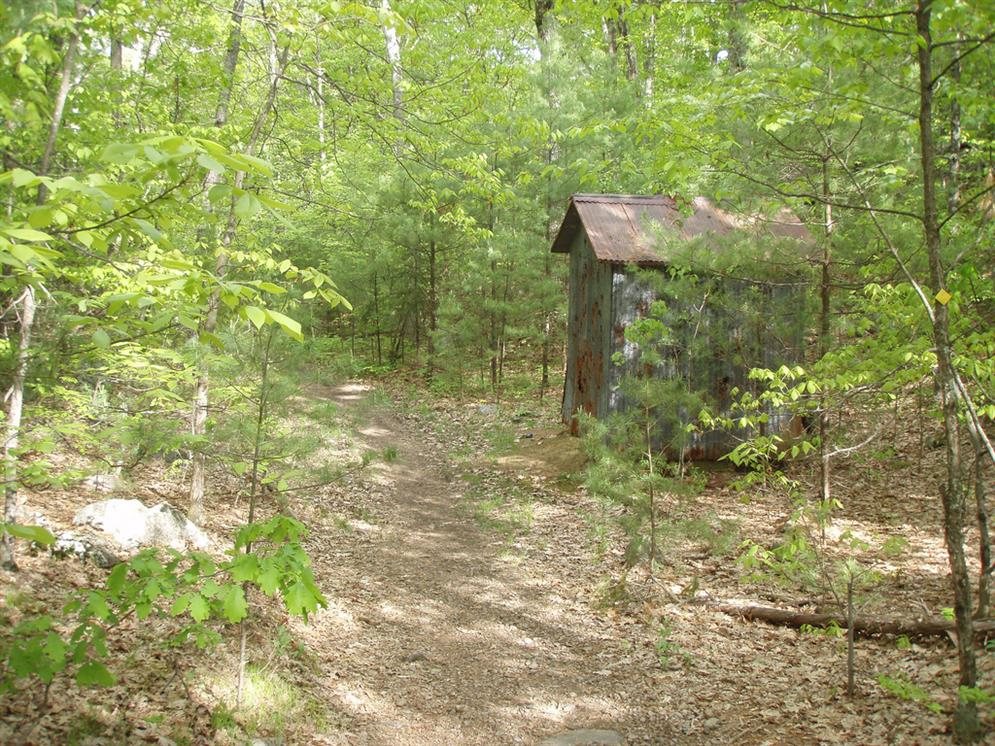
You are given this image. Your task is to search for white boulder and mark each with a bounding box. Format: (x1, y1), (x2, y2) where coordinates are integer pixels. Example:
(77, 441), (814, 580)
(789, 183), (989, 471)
(73, 499), (211, 552)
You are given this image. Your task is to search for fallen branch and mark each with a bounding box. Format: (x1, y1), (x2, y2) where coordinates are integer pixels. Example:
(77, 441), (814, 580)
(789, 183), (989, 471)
(705, 602), (995, 638)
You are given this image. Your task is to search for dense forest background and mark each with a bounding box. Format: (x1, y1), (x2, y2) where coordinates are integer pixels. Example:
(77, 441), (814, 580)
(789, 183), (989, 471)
(1, 0), (993, 743)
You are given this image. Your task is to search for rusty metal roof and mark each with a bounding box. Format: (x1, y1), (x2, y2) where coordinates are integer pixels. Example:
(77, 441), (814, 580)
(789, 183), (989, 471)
(550, 194), (680, 265)
(550, 194), (812, 265)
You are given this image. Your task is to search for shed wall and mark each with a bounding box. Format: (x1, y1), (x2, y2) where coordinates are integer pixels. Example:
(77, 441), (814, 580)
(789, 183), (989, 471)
(604, 267), (807, 460)
(562, 231), (614, 429)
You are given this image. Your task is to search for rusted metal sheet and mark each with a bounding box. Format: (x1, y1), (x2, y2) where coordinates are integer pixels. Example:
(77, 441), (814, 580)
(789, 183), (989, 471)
(551, 194), (679, 264)
(605, 269), (806, 460)
(551, 194), (813, 266)
(562, 232), (613, 429)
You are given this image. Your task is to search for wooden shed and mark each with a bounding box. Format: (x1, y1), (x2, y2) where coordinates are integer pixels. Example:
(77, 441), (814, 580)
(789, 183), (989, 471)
(551, 193), (812, 459)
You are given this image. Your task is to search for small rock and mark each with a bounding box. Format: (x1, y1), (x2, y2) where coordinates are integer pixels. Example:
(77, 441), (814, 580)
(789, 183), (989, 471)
(82, 473), (121, 493)
(52, 531), (122, 568)
(540, 729), (625, 746)
(401, 651), (429, 663)
(25, 511), (51, 528)
(475, 404), (498, 416)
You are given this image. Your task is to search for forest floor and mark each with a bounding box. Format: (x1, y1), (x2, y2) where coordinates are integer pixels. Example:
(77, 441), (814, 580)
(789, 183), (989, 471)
(1, 379), (993, 744)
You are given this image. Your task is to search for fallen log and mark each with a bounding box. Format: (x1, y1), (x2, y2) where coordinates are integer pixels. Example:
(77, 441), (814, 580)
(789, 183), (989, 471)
(705, 602), (995, 638)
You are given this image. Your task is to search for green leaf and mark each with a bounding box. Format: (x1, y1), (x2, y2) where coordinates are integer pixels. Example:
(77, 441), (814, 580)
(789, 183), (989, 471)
(257, 563), (280, 596)
(86, 591), (112, 621)
(106, 563), (128, 594)
(4, 227), (52, 242)
(220, 584), (248, 623)
(3, 523), (56, 545)
(283, 581), (320, 619)
(170, 593), (192, 616)
(266, 310), (303, 341)
(229, 554), (260, 583)
(101, 142), (139, 164)
(208, 184), (232, 203)
(257, 193), (293, 211)
(244, 306), (266, 329)
(198, 331), (225, 349)
(11, 168), (39, 187)
(196, 153), (226, 173)
(234, 193), (260, 219)
(92, 329), (111, 349)
(131, 219), (163, 242)
(256, 281), (286, 295)
(28, 208), (54, 229)
(76, 661), (116, 687)
(188, 594), (210, 622)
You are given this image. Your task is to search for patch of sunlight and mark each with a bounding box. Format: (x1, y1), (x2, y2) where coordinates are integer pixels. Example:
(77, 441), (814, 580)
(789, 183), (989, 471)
(347, 518), (380, 533)
(823, 520), (877, 548)
(333, 682), (395, 717)
(378, 600), (407, 622)
(359, 425), (392, 437)
(308, 597), (359, 631)
(461, 581), (528, 613)
(496, 698), (576, 724)
(501, 692), (618, 725)
(204, 663), (346, 743)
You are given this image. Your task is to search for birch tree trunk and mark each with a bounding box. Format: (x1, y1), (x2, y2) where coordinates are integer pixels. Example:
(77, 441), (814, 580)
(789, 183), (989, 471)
(380, 0), (403, 124)
(1, 5), (81, 568)
(188, 0), (246, 523)
(189, 5), (290, 523)
(535, 0), (558, 402)
(1, 288), (35, 571)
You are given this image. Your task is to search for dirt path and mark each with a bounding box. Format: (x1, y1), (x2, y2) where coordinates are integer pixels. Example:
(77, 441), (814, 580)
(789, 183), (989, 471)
(293, 383), (692, 745)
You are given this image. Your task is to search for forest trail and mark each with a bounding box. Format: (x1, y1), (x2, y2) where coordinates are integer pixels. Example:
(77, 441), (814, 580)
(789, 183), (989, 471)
(294, 383), (690, 745)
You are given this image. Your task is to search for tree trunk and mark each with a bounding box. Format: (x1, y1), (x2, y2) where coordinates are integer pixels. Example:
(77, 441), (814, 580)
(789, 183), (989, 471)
(976, 452), (991, 617)
(540, 252), (551, 401)
(489, 258), (498, 390)
(2, 4), (80, 567)
(707, 601), (995, 637)
(819, 156), (833, 507)
(373, 270), (383, 366)
(314, 41), (326, 167)
(189, 0), (246, 522)
(946, 36), (962, 216)
(725, 0), (748, 72)
(534, 0), (554, 43)
(426, 237), (437, 381)
(110, 37), (124, 129)
(381, 0), (403, 117)
(915, 4), (980, 741)
(642, 11), (656, 99)
(616, 6), (637, 83)
(236, 326), (274, 708)
(38, 2), (82, 199)
(189, 15), (289, 524)
(535, 0), (558, 402)
(215, 0), (245, 128)
(0, 288), (35, 571)
(602, 16), (617, 59)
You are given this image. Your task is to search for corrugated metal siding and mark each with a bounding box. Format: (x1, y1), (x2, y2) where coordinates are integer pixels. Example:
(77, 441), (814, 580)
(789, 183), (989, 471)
(604, 268), (806, 461)
(562, 233), (614, 431)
